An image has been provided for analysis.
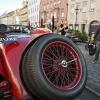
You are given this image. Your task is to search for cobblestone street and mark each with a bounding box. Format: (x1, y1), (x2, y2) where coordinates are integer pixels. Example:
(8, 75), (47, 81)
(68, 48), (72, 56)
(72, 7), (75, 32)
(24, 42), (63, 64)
(77, 42), (100, 99)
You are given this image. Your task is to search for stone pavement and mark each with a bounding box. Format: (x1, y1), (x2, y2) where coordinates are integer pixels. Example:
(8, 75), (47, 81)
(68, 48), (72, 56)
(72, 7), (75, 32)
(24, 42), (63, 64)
(77, 42), (100, 95)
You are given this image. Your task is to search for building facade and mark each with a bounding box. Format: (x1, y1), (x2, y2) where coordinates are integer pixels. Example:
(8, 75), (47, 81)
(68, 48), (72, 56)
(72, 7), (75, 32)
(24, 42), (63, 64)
(20, 0), (28, 26)
(1, 10), (20, 25)
(40, 0), (68, 28)
(68, 0), (100, 33)
(28, 0), (40, 27)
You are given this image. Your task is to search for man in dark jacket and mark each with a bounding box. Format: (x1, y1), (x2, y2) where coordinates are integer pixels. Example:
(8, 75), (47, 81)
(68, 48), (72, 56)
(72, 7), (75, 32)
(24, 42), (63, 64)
(59, 24), (66, 35)
(93, 24), (100, 63)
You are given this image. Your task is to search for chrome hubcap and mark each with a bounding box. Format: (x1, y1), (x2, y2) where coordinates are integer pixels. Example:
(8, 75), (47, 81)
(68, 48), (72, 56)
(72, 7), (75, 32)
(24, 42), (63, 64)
(61, 60), (68, 68)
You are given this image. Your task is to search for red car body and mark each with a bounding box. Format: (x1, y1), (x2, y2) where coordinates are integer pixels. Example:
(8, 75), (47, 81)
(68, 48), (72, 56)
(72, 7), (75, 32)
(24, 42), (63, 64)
(0, 28), (52, 99)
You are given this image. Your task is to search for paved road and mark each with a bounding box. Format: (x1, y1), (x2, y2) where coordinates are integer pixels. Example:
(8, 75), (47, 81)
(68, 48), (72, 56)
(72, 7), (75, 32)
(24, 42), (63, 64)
(77, 43), (100, 94)
(27, 87), (100, 100)
(79, 88), (100, 100)
(76, 42), (100, 99)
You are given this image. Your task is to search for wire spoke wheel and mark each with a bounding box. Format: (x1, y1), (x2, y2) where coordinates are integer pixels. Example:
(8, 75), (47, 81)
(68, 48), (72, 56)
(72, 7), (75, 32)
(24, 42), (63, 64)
(41, 41), (82, 91)
(21, 34), (87, 100)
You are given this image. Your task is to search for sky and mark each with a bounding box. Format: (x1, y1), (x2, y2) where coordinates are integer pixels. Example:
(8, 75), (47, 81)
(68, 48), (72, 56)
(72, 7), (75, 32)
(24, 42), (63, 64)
(0, 0), (22, 16)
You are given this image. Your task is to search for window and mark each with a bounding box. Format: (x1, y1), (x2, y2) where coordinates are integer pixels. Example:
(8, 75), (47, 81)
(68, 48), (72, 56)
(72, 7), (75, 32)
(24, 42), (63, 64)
(54, 12), (57, 18)
(37, 5), (39, 12)
(51, 13), (53, 18)
(71, 0), (75, 1)
(50, 4), (53, 9)
(57, 1), (61, 5)
(82, 1), (88, 13)
(90, 0), (96, 11)
(77, 2), (81, 12)
(61, 12), (64, 18)
(71, 4), (75, 13)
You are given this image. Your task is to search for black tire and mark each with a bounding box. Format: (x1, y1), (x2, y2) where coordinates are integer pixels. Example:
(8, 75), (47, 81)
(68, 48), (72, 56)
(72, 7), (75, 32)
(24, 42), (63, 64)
(21, 34), (87, 100)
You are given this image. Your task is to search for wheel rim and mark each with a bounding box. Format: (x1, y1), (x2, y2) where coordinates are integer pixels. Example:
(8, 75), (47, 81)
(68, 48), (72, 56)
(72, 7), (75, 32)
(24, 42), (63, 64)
(41, 41), (82, 91)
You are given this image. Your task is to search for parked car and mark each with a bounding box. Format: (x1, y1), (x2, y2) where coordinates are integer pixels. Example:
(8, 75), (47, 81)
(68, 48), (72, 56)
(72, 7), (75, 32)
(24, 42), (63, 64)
(7, 25), (31, 34)
(0, 24), (87, 100)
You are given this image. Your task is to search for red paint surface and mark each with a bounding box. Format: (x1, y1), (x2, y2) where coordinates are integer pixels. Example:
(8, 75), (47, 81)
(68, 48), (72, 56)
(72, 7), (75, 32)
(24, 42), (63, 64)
(0, 44), (24, 100)
(31, 28), (52, 34)
(0, 31), (50, 98)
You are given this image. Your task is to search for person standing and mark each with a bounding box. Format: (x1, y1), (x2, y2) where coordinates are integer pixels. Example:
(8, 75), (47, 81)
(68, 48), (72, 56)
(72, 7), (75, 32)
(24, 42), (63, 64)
(93, 24), (100, 63)
(59, 24), (66, 35)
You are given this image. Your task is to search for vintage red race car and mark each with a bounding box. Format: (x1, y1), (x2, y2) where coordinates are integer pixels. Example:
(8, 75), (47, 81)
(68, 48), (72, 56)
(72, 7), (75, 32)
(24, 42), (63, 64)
(0, 24), (87, 100)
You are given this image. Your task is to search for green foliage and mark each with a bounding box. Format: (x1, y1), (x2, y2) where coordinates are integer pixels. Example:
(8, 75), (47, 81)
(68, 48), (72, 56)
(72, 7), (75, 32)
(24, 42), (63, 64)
(70, 29), (88, 41)
(59, 27), (88, 41)
(67, 28), (74, 33)
(81, 32), (88, 41)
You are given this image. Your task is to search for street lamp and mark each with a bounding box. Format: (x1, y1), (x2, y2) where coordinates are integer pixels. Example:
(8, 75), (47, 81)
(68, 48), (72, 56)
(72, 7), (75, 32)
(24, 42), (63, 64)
(66, 3), (68, 22)
(40, 18), (44, 27)
(75, 6), (79, 30)
(52, 15), (55, 32)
